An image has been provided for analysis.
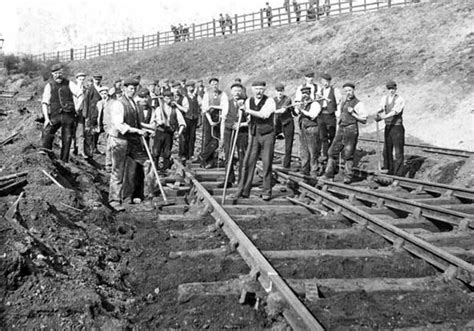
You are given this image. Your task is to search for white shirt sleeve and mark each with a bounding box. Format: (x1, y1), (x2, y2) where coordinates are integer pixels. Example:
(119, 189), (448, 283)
(220, 92), (229, 119)
(110, 101), (132, 134)
(392, 95), (405, 115)
(259, 97), (276, 119)
(354, 102), (368, 121)
(42, 83), (52, 105)
(176, 108), (187, 127)
(202, 92), (209, 113)
(307, 101), (322, 120)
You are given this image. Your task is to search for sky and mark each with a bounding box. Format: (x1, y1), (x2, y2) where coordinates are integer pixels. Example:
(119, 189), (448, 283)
(0, 0), (272, 54)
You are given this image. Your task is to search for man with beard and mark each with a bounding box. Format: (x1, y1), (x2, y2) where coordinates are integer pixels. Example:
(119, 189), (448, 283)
(40, 63), (77, 162)
(322, 82), (367, 184)
(233, 81), (276, 201)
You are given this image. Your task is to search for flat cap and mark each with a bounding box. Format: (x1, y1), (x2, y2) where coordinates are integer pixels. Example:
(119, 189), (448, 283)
(123, 77), (139, 87)
(209, 77), (219, 84)
(185, 80), (196, 87)
(304, 72), (315, 78)
(75, 72), (86, 78)
(114, 79), (122, 84)
(230, 83), (243, 90)
(134, 75), (141, 80)
(300, 86), (311, 94)
(275, 83), (285, 91)
(99, 86), (109, 93)
(162, 90), (173, 97)
(153, 80), (160, 85)
(321, 73), (332, 81)
(138, 88), (150, 97)
(342, 82), (355, 89)
(108, 87), (117, 95)
(171, 81), (181, 88)
(386, 80), (397, 89)
(51, 63), (63, 72)
(93, 74), (103, 79)
(252, 81), (266, 87)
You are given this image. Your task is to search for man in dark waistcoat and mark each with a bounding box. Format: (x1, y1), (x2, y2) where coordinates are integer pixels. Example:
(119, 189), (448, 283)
(218, 83), (249, 188)
(233, 81), (276, 201)
(322, 82), (368, 184)
(182, 81), (201, 161)
(273, 83), (295, 169)
(83, 74), (103, 157)
(40, 63), (77, 162)
(376, 80), (406, 176)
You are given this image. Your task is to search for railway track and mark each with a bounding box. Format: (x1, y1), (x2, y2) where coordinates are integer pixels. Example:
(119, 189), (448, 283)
(358, 137), (474, 158)
(152, 154), (474, 330)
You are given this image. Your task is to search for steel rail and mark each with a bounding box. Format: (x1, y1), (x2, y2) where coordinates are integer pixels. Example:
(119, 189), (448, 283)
(173, 157), (325, 331)
(275, 167), (474, 230)
(358, 137), (474, 158)
(273, 169), (474, 287)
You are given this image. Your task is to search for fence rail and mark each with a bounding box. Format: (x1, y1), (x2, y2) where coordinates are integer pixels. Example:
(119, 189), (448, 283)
(31, 0), (417, 63)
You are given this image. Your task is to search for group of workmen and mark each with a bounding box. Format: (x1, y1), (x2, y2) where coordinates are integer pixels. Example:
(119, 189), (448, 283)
(40, 64), (405, 211)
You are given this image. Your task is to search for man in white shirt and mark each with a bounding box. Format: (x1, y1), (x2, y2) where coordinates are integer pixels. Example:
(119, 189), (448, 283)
(295, 86), (322, 178)
(233, 81), (276, 201)
(376, 80), (406, 176)
(199, 78), (229, 168)
(70, 72), (87, 158)
(295, 71), (318, 102)
(322, 82), (368, 184)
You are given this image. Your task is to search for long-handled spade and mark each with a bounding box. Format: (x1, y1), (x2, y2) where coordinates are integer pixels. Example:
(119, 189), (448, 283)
(221, 109), (243, 203)
(141, 135), (176, 207)
(375, 120), (382, 173)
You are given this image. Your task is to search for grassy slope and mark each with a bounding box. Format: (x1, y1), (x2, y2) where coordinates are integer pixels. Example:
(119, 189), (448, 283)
(69, 0), (474, 149)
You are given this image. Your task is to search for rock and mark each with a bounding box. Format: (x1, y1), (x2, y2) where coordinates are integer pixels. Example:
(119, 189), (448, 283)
(107, 250), (121, 263)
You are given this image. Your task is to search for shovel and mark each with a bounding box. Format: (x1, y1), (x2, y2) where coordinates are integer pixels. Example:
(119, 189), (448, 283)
(375, 119), (382, 173)
(141, 135), (175, 207)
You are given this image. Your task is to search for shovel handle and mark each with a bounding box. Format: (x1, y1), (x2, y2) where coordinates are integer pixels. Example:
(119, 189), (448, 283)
(141, 135), (168, 202)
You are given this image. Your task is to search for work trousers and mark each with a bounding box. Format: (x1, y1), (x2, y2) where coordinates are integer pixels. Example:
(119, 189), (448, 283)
(200, 119), (219, 166)
(383, 124), (405, 176)
(179, 117), (198, 160)
(325, 124), (358, 180)
(317, 113), (337, 162)
(153, 130), (173, 170)
(108, 136), (150, 203)
(237, 132), (275, 197)
(299, 125), (321, 177)
(71, 115), (85, 156)
(105, 134), (113, 171)
(41, 112), (76, 162)
(275, 118), (295, 169)
(223, 128), (249, 184)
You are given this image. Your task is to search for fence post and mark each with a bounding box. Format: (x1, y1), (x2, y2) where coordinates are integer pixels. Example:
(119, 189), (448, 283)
(316, 0), (320, 20)
(43, 53), (46, 62)
(127, 37), (130, 51)
(287, 5), (291, 23)
(57, 51), (60, 61)
(84, 45), (87, 59)
(192, 23), (196, 40)
(349, 0), (353, 12)
(112, 41), (115, 54)
(70, 48), (74, 61)
(234, 14), (238, 33)
(98, 44), (101, 56)
(142, 35), (145, 49)
(157, 31), (160, 47)
(260, 9), (264, 29)
(388, 0), (392, 7)
(212, 19), (216, 37)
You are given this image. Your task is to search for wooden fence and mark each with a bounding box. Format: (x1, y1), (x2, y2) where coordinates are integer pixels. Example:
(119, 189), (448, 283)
(31, 0), (417, 63)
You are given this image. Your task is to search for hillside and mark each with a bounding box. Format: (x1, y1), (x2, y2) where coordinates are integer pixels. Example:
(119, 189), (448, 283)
(66, 0), (474, 150)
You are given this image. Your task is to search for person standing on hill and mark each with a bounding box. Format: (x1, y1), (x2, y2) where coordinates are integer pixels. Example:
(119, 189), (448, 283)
(84, 74), (103, 157)
(295, 87), (322, 178)
(284, 0), (290, 12)
(316, 73), (341, 168)
(322, 82), (367, 184)
(225, 14), (233, 34)
(376, 80), (405, 176)
(233, 81), (276, 201)
(199, 78), (229, 168)
(219, 14), (226, 35)
(273, 83), (295, 169)
(265, 2), (273, 27)
(295, 71), (318, 102)
(293, 0), (301, 23)
(40, 63), (78, 162)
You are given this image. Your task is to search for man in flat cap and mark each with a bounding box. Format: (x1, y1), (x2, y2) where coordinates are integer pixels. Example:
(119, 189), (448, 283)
(273, 83), (295, 169)
(233, 81), (276, 201)
(295, 86), (322, 178)
(322, 82), (367, 184)
(83, 74), (103, 157)
(170, 81), (191, 161)
(295, 71), (318, 102)
(376, 80), (405, 176)
(218, 83), (249, 188)
(107, 77), (149, 211)
(40, 63), (78, 162)
(70, 72), (87, 158)
(316, 72), (341, 169)
(199, 78), (229, 168)
(182, 81), (201, 161)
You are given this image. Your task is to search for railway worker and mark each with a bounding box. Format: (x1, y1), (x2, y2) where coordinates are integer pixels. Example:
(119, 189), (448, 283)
(322, 82), (367, 184)
(219, 14), (226, 35)
(147, 80), (160, 108)
(170, 81), (191, 161)
(160, 79), (171, 96)
(83, 74), (104, 157)
(376, 80), (406, 176)
(70, 72), (87, 158)
(199, 78), (229, 168)
(233, 81), (276, 201)
(40, 63), (78, 162)
(273, 83), (295, 169)
(102, 87), (119, 173)
(265, 2), (273, 27)
(108, 77), (149, 211)
(295, 86), (322, 177)
(182, 81), (201, 161)
(234, 78), (248, 99)
(150, 90), (186, 171)
(316, 73), (341, 168)
(295, 71), (318, 102)
(218, 83), (249, 188)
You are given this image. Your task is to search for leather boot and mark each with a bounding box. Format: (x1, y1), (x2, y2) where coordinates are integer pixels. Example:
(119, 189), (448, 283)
(322, 158), (336, 179)
(344, 160), (353, 184)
